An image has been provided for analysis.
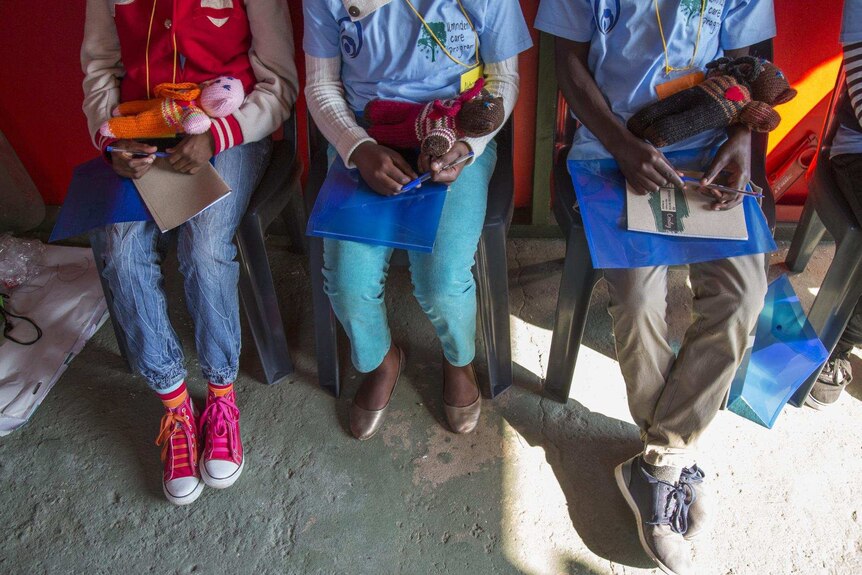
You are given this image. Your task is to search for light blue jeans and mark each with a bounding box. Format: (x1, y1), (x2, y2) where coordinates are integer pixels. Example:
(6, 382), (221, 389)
(101, 139), (272, 391)
(323, 140), (497, 373)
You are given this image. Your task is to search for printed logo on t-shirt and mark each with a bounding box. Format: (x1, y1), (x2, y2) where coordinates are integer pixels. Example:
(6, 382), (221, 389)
(593, 0), (621, 35)
(339, 17), (364, 59)
(417, 20), (475, 63)
(698, 0), (725, 36)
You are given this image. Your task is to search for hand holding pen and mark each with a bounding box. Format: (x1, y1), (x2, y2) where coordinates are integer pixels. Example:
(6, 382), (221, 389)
(408, 143), (475, 191)
(107, 141), (164, 180)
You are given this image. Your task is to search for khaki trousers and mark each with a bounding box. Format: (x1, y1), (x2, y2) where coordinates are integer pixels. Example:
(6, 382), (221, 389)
(604, 253), (767, 467)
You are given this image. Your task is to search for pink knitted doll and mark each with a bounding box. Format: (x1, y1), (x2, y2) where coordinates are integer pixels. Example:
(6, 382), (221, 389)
(100, 76), (244, 139)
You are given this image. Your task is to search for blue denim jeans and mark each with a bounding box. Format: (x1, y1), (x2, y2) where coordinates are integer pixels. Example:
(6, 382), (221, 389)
(101, 139), (272, 391)
(323, 140), (497, 372)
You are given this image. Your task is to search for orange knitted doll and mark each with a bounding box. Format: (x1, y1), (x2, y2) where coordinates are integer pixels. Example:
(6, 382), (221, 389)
(100, 77), (245, 139)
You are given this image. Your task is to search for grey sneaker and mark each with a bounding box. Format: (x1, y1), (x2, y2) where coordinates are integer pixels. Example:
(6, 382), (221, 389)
(615, 455), (694, 575)
(678, 465), (710, 540)
(806, 357), (853, 410)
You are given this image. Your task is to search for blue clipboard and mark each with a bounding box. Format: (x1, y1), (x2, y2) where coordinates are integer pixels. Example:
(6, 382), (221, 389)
(568, 147), (778, 269)
(51, 157), (152, 242)
(306, 157), (448, 253)
(727, 275), (830, 428)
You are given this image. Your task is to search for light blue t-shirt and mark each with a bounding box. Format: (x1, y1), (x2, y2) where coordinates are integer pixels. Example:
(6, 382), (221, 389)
(534, 0), (776, 160)
(831, 0), (862, 157)
(303, 0), (533, 111)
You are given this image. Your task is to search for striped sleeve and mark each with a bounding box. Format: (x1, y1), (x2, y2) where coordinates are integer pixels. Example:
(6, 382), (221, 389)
(211, 0), (299, 154)
(846, 41), (862, 129)
(209, 115), (244, 155)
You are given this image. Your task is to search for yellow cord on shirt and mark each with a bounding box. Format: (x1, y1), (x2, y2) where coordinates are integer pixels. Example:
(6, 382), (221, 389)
(402, 0), (480, 69)
(145, 0), (178, 99)
(654, 0), (707, 75)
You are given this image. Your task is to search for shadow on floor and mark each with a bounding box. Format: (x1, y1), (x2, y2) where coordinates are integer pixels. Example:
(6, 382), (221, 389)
(500, 363), (655, 570)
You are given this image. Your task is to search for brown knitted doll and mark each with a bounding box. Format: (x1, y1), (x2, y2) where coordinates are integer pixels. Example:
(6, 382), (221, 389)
(627, 56), (797, 147)
(363, 78), (505, 157)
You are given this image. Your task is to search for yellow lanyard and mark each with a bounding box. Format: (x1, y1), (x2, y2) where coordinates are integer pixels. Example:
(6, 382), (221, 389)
(654, 0), (707, 76)
(144, 0), (178, 98)
(402, 0), (480, 69)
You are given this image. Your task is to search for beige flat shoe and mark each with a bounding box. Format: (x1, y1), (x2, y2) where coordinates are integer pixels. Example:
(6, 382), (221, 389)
(348, 347), (405, 441)
(443, 362), (481, 434)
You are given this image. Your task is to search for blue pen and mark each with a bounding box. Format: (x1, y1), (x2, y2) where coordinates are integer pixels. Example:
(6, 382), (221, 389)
(680, 175), (763, 198)
(400, 151), (475, 192)
(106, 146), (171, 158)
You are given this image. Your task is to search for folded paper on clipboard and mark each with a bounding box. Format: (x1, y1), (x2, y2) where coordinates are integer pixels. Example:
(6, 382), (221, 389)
(568, 147), (777, 269)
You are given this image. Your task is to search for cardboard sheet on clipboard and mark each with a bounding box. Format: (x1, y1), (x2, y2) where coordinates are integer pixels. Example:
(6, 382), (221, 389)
(133, 158), (231, 232)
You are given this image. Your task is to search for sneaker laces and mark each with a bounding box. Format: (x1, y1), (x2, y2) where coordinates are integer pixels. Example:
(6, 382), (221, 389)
(199, 394), (241, 462)
(679, 465), (705, 495)
(155, 408), (197, 478)
(643, 469), (693, 536)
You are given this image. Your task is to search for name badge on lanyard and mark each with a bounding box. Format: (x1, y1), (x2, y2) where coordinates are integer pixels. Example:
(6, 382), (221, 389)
(655, 71), (705, 100)
(460, 64), (484, 91)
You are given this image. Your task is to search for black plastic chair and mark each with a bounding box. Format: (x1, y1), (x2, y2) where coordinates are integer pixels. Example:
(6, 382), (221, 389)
(543, 40), (777, 403)
(785, 68), (862, 406)
(91, 114), (304, 386)
(304, 117), (515, 399)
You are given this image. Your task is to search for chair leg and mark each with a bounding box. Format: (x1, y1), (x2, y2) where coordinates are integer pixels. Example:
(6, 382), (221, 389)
(89, 228), (133, 373)
(282, 185), (309, 256)
(475, 224), (513, 399)
(786, 196), (826, 273)
(236, 216), (294, 385)
(789, 232), (862, 406)
(544, 227), (599, 404)
(309, 235), (341, 397)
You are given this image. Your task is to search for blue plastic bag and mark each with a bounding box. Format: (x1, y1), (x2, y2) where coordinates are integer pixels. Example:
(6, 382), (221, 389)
(306, 156), (448, 253)
(727, 275), (830, 428)
(568, 147), (777, 268)
(51, 157), (153, 242)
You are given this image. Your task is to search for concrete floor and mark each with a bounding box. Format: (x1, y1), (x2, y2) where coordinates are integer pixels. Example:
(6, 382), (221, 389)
(1, 238), (861, 575)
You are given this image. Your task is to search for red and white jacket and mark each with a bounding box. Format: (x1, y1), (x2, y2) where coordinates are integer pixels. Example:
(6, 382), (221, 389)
(82, 0), (298, 154)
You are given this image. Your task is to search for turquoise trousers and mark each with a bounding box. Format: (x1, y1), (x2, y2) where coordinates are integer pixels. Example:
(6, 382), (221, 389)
(323, 140), (497, 372)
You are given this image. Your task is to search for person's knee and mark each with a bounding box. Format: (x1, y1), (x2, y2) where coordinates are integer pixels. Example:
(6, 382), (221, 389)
(730, 273), (768, 328)
(609, 287), (665, 326)
(103, 222), (153, 277)
(323, 264), (385, 310)
(412, 264), (474, 309)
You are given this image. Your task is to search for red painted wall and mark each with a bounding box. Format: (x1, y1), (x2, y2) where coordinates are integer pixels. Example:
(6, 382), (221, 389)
(0, 0), (844, 212)
(769, 0), (843, 205)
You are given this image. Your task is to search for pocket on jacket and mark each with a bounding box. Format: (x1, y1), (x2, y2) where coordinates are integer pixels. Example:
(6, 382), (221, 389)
(196, 0), (235, 27)
(111, 0), (136, 17)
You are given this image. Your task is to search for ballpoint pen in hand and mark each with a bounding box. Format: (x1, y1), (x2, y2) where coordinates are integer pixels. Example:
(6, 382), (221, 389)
(680, 175), (763, 198)
(400, 151), (475, 192)
(106, 146), (171, 158)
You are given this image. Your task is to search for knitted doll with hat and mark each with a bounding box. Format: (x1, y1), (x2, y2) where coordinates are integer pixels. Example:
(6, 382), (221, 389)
(363, 78), (505, 157)
(100, 76), (244, 139)
(626, 56), (797, 148)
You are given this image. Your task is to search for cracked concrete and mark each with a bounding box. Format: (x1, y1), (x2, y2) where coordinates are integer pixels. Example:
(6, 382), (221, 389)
(1, 238), (861, 575)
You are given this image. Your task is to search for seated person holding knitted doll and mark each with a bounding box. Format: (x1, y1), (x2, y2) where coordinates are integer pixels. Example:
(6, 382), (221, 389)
(303, 0), (531, 439)
(535, 1), (777, 573)
(806, 0), (862, 409)
(81, 0), (298, 505)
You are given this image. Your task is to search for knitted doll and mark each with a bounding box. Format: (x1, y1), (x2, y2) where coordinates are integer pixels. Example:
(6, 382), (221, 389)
(100, 76), (244, 139)
(627, 57), (797, 148)
(363, 78), (505, 157)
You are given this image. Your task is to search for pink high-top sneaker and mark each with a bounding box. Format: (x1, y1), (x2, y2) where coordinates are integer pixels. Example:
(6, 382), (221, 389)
(198, 385), (244, 489)
(155, 395), (204, 505)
